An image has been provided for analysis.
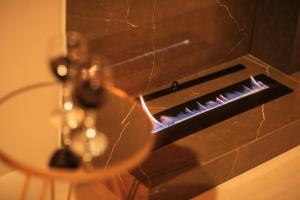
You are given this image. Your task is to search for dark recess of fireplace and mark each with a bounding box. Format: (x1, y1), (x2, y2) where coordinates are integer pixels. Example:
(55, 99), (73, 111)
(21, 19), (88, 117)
(151, 73), (293, 150)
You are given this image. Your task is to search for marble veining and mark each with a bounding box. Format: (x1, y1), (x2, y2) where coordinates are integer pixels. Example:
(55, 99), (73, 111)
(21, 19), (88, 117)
(148, 0), (158, 88)
(216, 0), (248, 63)
(121, 103), (136, 125)
(105, 122), (130, 169)
(131, 56), (300, 198)
(66, 1), (300, 197)
(67, 0), (257, 95)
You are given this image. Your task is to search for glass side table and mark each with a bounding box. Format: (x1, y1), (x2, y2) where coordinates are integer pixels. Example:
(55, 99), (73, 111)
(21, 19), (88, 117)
(0, 82), (154, 199)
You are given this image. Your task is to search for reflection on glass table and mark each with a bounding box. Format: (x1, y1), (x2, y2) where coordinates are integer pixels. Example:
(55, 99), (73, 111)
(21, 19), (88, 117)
(0, 83), (154, 198)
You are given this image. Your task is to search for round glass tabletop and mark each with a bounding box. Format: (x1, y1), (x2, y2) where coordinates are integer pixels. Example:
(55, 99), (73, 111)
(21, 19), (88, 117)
(0, 82), (154, 182)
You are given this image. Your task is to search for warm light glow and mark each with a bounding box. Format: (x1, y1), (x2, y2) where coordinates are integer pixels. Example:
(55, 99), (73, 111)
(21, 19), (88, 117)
(64, 138), (72, 146)
(62, 126), (70, 135)
(64, 101), (73, 111)
(86, 128), (96, 138)
(57, 64), (68, 76)
(88, 64), (98, 76)
(83, 153), (92, 162)
(67, 117), (78, 129)
(84, 115), (95, 127)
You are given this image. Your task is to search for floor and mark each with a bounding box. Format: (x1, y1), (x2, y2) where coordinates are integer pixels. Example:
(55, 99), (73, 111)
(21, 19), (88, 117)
(193, 145), (300, 200)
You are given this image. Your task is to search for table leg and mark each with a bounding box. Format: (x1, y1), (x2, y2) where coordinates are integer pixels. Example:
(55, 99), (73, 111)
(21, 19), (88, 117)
(20, 174), (31, 200)
(50, 180), (55, 200)
(39, 179), (49, 200)
(67, 183), (73, 200)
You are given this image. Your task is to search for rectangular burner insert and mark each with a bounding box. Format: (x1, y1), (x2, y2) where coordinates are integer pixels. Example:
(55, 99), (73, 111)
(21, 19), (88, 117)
(140, 74), (293, 150)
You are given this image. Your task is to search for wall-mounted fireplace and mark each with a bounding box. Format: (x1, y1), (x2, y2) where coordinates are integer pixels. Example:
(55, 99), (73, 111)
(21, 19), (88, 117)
(67, 0), (300, 199)
(131, 57), (300, 199)
(140, 68), (293, 149)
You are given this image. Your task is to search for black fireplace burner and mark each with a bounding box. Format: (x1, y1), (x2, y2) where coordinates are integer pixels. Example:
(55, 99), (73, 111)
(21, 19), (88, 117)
(143, 64), (246, 101)
(151, 74), (293, 150)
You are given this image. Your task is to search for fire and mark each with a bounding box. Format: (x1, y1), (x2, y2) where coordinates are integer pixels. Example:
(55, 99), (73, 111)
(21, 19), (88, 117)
(139, 96), (163, 127)
(140, 76), (269, 134)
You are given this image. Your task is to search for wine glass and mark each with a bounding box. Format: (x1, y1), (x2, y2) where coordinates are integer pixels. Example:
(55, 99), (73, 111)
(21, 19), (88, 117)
(48, 32), (110, 169)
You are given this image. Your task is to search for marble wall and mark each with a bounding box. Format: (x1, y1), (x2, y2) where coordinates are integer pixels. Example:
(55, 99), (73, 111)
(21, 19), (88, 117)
(67, 0), (257, 95)
(66, 2), (300, 198)
(251, 0), (300, 74)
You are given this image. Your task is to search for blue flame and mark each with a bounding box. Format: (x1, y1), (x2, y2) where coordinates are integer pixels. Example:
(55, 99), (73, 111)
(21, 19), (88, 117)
(143, 76), (269, 133)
